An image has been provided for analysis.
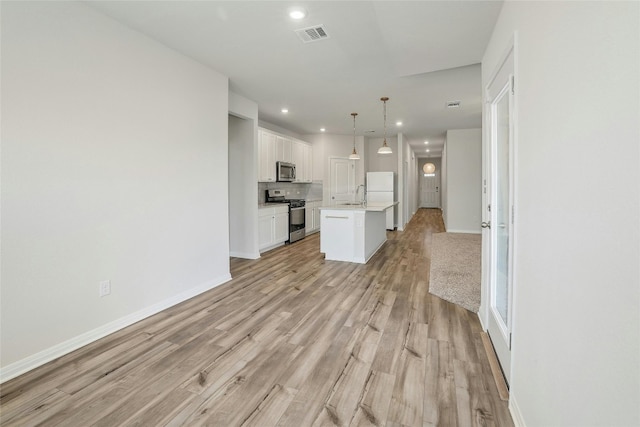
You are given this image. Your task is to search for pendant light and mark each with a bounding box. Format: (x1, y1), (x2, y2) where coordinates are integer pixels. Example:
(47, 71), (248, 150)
(378, 97), (392, 154)
(349, 112), (360, 160)
(423, 162), (436, 174)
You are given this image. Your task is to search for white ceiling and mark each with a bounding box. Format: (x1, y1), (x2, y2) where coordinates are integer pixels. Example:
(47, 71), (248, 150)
(87, 1), (503, 158)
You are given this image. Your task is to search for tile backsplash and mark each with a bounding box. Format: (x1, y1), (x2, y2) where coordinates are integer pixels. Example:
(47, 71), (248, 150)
(258, 181), (323, 204)
(306, 181), (322, 201)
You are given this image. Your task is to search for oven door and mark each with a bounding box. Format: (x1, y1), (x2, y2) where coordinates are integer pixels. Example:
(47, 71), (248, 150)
(289, 206), (306, 242)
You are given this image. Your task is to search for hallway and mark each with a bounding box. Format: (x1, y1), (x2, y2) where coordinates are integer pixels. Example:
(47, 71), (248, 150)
(1, 209), (512, 426)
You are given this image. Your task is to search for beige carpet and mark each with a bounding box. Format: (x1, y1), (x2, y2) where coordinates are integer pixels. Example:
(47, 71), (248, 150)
(429, 232), (481, 313)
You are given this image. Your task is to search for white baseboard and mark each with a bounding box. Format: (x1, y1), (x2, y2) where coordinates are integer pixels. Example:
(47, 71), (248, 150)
(509, 392), (526, 427)
(0, 273), (231, 383)
(477, 311), (487, 331)
(229, 251), (260, 260)
(259, 241), (285, 254)
(446, 228), (482, 234)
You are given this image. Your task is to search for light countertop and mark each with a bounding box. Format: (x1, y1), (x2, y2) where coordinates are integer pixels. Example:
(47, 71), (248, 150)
(259, 199), (322, 208)
(258, 203), (289, 208)
(319, 202), (397, 212)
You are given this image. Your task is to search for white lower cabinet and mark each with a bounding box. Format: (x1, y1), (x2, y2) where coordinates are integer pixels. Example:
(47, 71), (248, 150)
(258, 214), (273, 249)
(274, 211), (289, 243)
(319, 207), (387, 264)
(305, 204), (313, 234)
(314, 204), (321, 232)
(259, 205), (289, 252)
(305, 201), (322, 234)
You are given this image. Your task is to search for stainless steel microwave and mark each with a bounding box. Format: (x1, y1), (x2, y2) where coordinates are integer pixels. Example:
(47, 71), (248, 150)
(276, 161), (296, 182)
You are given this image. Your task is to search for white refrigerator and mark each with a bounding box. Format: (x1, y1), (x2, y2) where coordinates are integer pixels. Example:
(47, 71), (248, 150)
(366, 171), (395, 230)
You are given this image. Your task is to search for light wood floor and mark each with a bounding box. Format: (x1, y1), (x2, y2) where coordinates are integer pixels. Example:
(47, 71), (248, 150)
(0, 208), (513, 426)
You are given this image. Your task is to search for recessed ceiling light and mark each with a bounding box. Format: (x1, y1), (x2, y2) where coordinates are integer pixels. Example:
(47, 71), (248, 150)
(424, 140), (429, 144)
(281, 108), (289, 114)
(289, 8), (306, 20)
(320, 128), (326, 132)
(426, 149), (430, 152)
(396, 121), (403, 126)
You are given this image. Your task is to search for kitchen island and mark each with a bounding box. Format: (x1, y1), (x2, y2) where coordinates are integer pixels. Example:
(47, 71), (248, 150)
(319, 202), (397, 264)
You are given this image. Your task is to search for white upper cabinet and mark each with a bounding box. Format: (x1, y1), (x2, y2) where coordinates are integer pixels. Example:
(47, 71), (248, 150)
(275, 136), (292, 163)
(292, 140), (305, 182)
(258, 128), (312, 183)
(258, 130), (277, 182)
(292, 139), (312, 183)
(303, 142), (313, 182)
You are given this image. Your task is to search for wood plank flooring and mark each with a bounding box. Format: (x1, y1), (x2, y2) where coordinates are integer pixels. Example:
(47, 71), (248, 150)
(0, 208), (514, 426)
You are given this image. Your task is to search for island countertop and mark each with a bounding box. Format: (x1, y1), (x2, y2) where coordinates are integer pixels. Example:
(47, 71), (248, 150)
(319, 201), (397, 212)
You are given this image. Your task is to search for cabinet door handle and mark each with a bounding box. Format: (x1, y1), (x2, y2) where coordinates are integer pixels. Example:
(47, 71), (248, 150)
(325, 215), (349, 219)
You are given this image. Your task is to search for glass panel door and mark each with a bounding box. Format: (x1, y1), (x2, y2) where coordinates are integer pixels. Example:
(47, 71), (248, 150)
(485, 42), (515, 385)
(494, 86), (511, 327)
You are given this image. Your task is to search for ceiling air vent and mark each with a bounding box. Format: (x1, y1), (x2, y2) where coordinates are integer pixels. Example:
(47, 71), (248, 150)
(295, 25), (329, 43)
(446, 100), (461, 108)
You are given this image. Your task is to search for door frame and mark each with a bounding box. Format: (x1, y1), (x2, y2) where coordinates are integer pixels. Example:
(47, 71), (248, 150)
(481, 34), (518, 386)
(328, 156), (356, 204)
(420, 169), (441, 208)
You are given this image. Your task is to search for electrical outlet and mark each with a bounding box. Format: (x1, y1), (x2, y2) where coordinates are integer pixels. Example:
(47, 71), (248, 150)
(99, 280), (111, 297)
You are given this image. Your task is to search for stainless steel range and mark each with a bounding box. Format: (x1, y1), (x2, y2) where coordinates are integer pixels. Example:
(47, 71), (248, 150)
(265, 189), (306, 243)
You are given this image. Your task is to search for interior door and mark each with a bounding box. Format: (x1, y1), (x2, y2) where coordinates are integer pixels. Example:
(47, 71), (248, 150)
(330, 157), (355, 204)
(485, 45), (515, 385)
(420, 171), (440, 208)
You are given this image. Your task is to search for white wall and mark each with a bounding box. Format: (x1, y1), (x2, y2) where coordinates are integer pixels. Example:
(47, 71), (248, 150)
(401, 136), (417, 226)
(441, 141), (448, 222)
(481, 2), (639, 425)
(228, 115), (258, 259)
(229, 92), (259, 260)
(366, 136), (398, 173)
(409, 153), (419, 219)
(1, 2), (231, 379)
(259, 120), (303, 140)
(397, 133), (417, 230)
(396, 134), (405, 230)
(304, 133), (365, 203)
(443, 129), (482, 233)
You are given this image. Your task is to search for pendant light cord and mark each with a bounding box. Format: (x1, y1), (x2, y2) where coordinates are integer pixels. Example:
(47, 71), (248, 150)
(349, 112), (360, 159)
(352, 112), (357, 149)
(377, 97), (392, 154)
(383, 98), (387, 144)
